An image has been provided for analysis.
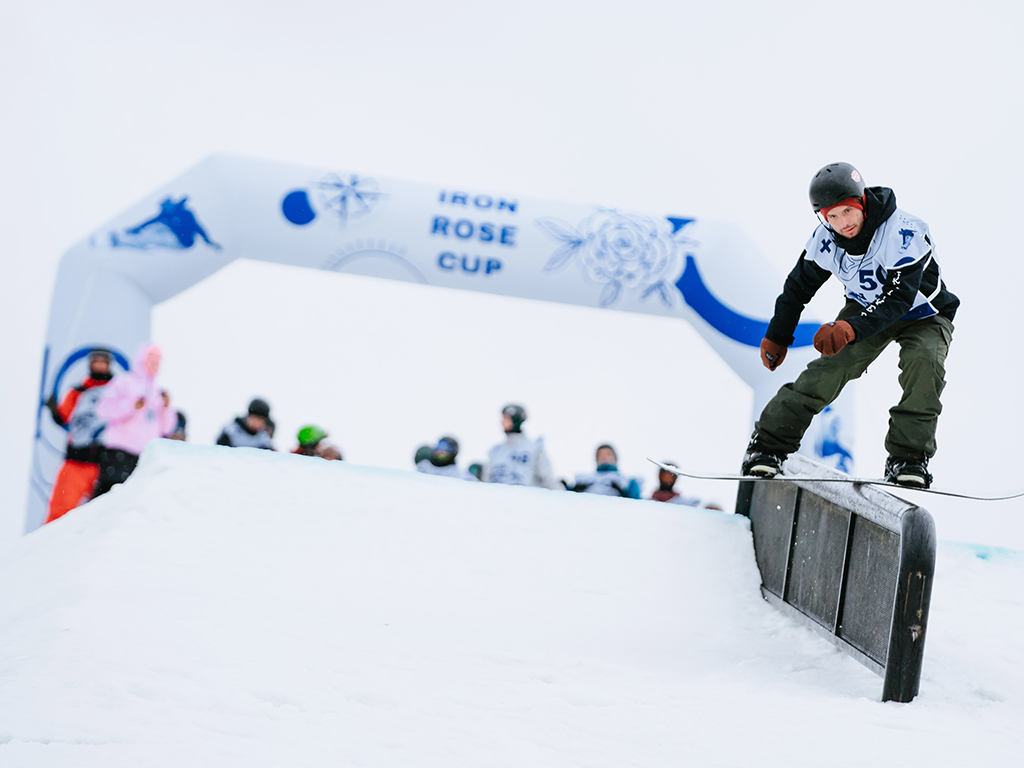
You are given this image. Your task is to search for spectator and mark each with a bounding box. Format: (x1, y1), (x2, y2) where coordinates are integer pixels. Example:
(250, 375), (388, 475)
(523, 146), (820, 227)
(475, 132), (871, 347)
(167, 409), (187, 441)
(650, 464), (702, 506)
(417, 436), (478, 481)
(482, 403), (558, 489)
(293, 424), (328, 456)
(217, 398), (275, 449)
(94, 343), (177, 496)
(565, 444), (642, 499)
(319, 444), (343, 461)
(44, 348), (115, 523)
(413, 444), (432, 466)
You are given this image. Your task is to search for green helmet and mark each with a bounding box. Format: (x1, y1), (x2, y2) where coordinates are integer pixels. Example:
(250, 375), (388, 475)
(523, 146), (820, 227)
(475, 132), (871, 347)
(297, 424), (328, 447)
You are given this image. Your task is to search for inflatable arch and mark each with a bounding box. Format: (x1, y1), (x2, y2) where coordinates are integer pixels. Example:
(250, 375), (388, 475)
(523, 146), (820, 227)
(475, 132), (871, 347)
(29, 154), (855, 532)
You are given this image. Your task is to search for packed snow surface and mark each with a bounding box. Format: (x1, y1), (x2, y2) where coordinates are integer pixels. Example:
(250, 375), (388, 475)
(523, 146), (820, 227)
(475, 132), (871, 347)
(1, 440), (1021, 766)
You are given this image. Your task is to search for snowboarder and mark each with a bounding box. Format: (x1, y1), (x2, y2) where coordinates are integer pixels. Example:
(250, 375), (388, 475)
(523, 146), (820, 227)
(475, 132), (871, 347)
(565, 444), (642, 499)
(217, 399), (275, 450)
(292, 424), (328, 456)
(482, 404), (558, 489)
(417, 436), (479, 481)
(742, 162), (959, 488)
(44, 348), (115, 523)
(94, 344), (178, 496)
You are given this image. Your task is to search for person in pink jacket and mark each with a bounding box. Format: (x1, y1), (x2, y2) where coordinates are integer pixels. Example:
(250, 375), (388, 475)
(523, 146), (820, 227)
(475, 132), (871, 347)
(94, 343), (177, 496)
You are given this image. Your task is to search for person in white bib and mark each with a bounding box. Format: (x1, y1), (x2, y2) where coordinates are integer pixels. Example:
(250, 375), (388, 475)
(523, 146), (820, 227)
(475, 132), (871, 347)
(566, 444), (642, 499)
(217, 398), (275, 450)
(742, 162), (959, 488)
(482, 404), (558, 489)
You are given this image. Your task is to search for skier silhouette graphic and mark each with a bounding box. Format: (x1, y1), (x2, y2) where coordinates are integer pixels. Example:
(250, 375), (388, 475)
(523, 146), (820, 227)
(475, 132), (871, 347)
(815, 406), (854, 473)
(110, 197), (222, 250)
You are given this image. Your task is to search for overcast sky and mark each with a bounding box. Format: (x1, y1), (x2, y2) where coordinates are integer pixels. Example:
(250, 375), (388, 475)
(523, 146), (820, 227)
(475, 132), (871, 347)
(3, 1), (1023, 544)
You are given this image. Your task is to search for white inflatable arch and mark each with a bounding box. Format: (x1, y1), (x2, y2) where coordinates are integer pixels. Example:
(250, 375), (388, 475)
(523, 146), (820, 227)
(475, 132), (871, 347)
(30, 154), (854, 531)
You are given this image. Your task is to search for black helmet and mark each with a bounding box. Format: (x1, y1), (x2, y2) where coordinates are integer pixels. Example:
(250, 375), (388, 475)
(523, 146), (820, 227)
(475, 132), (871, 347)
(809, 162), (865, 212)
(248, 398), (271, 419)
(431, 436), (459, 467)
(88, 348), (114, 363)
(501, 403), (527, 432)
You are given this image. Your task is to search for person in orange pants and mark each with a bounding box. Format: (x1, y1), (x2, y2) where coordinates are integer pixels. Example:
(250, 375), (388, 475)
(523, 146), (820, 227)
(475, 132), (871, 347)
(45, 349), (114, 523)
(46, 461), (101, 523)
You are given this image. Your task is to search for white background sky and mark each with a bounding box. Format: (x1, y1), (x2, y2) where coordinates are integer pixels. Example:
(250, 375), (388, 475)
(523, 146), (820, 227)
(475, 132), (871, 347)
(3, 0), (1023, 545)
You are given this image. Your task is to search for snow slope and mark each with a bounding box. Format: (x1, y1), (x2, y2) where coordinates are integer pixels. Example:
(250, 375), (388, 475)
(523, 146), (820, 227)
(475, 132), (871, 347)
(0, 440), (1021, 766)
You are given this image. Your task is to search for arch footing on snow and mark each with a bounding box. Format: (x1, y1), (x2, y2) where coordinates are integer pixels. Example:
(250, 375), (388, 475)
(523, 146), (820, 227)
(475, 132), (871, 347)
(735, 454), (935, 703)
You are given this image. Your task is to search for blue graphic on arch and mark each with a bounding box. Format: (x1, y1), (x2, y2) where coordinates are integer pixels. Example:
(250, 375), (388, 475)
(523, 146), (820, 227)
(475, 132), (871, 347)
(282, 190), (316, 225)
(536, 210), (690, 308)
(675, 255), (818, 348)
(282, 172), (385, 226)
(667, 217), (694, 234)
(321, 240), (428, 284)
(816, 405), (853, 473)
(110, 197), (221, 250)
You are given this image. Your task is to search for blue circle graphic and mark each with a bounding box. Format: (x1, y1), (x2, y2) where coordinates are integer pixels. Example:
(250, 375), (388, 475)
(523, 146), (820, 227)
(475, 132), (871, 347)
(282, 190), (316, 225)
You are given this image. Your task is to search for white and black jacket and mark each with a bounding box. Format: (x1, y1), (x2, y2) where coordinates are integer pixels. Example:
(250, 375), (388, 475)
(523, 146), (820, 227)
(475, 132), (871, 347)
(767, 187), (959, 346)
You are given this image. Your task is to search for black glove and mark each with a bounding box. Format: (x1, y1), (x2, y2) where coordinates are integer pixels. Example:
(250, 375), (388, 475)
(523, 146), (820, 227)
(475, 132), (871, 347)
(610, 481), (630, 498)
(45, 394), (63, 425)
(561, 479), (588, 492)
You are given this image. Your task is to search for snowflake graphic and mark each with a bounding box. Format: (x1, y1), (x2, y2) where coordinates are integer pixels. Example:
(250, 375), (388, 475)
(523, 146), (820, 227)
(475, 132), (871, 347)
(315, 173), (385, 224)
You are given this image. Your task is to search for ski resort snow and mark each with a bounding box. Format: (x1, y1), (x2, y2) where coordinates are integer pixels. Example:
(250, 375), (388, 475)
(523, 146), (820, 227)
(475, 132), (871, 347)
(0, 440), (1021, 766)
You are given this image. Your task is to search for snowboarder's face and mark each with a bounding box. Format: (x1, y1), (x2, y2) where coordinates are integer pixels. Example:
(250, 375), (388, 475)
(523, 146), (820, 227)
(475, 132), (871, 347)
(596, 447), (617, 466)
(501, 414), (515, 433)
(825, 205), (865, 238)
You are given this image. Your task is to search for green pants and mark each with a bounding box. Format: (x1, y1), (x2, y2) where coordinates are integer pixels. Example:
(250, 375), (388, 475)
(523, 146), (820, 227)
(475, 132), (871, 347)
(754, 302), (954, 459)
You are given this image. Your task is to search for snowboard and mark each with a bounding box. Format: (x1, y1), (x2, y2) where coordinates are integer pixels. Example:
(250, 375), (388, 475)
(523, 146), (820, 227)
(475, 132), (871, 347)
(648, 459), (1024, 501)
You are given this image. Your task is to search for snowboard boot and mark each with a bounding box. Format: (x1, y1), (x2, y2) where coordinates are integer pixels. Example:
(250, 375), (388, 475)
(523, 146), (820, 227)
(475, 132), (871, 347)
(884, 455), (933, 489)
(741, 440), (786, 478)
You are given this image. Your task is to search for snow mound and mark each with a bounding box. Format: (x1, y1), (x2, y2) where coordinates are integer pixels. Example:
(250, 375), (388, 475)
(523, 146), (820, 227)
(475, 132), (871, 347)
(0, 440), (1021, 766)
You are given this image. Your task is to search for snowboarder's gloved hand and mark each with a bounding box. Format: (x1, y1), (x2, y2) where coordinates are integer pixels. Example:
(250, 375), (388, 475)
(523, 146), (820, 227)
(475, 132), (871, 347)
(813, 320), (855, 356)
(760, 338), (787, 371)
